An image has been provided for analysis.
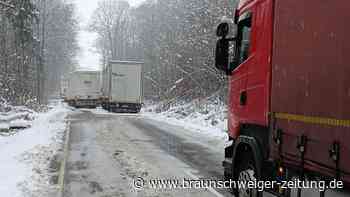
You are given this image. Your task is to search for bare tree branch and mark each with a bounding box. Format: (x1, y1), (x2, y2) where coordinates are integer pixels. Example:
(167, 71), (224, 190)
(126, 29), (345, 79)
(0, 1), (15, 9)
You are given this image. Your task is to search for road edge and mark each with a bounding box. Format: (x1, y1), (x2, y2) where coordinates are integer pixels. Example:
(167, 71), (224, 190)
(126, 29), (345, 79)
(57, 120), (71, 197)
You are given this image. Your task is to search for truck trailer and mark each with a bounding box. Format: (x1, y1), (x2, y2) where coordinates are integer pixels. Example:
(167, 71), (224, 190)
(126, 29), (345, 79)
(101, 61), (143, 113)
(66, 71), (101, 108)
(215, 0), (350, 196)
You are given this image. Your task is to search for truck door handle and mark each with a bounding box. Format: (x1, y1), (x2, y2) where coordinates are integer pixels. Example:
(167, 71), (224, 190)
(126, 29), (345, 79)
(240, 91), (247, 106)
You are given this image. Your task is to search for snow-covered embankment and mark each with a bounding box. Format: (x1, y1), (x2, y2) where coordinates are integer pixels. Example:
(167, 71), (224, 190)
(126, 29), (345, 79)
(0, 103), (70, 197)
(143, 97), (228, 139)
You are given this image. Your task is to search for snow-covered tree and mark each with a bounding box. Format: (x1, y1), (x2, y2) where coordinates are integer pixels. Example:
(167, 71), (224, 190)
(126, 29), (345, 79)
(90, 0), (235, 103)
(0, 0), (78, 105)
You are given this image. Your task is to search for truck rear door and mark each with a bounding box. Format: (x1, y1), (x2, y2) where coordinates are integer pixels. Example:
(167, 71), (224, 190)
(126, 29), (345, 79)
(111, 64), (142, 104)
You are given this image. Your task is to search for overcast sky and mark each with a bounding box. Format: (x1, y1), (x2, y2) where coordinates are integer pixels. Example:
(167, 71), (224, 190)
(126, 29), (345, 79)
(74, 0), (145, 71)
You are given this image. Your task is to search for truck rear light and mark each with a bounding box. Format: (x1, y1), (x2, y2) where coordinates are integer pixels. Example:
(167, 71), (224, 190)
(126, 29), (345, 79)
(276, 165), (286, 194)
(277, 165), (285, 180)
(278, 167), (284, 175)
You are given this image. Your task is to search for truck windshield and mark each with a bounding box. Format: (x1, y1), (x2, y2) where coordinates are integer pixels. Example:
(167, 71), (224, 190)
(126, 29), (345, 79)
(236, 15), (252, 64)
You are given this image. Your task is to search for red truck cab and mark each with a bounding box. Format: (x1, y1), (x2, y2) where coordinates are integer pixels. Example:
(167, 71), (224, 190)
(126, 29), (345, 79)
(227, 0), (273, 137)
(215, 0), (350, 196)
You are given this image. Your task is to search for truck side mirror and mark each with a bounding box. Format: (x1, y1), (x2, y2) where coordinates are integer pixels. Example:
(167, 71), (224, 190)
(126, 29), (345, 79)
(215, 22), (236, 75)
(217, 22), (229, 37)
(215, 38), (229, 72)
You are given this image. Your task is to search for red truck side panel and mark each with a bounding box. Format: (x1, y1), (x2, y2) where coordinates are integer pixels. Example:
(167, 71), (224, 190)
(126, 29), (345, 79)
(270, 0), (350, 182)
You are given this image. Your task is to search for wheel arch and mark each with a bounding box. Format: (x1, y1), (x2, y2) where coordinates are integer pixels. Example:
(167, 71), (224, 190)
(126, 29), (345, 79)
(232, 135), (264, 179)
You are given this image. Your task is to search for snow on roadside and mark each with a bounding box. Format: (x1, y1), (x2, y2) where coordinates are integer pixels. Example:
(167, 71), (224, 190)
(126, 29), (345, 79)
(143, 97), (228, 139)
(77, 96), (228, 139)
(0, 102), (70, 197)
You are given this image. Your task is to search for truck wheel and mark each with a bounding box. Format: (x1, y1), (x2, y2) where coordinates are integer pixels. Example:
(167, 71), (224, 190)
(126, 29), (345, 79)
(233, 149), (262, 197)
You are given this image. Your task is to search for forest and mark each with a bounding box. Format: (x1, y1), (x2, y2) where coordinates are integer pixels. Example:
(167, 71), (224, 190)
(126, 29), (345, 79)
(0, 0), (236, 106)
(89, 0), (235, 105)
(0, 0), (78, 106)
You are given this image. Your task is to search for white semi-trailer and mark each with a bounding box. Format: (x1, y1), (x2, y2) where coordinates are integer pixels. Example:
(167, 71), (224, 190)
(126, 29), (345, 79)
(101, 61), (143, 113)
(66, 71), (101, 108)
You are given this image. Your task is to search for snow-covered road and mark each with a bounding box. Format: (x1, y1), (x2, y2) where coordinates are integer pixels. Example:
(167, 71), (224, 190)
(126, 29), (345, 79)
(64, 109), (232, 197)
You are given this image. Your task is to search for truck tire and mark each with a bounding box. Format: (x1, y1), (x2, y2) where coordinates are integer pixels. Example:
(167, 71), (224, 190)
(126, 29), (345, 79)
(233, 148), (262, 197)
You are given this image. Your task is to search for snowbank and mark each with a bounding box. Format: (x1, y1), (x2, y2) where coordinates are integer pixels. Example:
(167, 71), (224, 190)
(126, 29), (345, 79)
(143, 97), (228, 139)
(0, 102), (70, 197)
(0, 99), (38, 133)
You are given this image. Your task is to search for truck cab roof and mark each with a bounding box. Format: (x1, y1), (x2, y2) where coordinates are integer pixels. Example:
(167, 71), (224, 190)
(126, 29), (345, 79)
(237, 0), (255, 13)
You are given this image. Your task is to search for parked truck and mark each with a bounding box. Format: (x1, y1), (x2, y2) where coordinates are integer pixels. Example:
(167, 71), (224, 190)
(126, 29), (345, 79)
(101, 61), (143, 113)
(66, 71), (101, 108)
(215, 0), (350, 196)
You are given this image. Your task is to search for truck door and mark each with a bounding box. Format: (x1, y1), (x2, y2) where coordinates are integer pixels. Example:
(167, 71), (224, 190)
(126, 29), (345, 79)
(229, 10), (254, 137)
